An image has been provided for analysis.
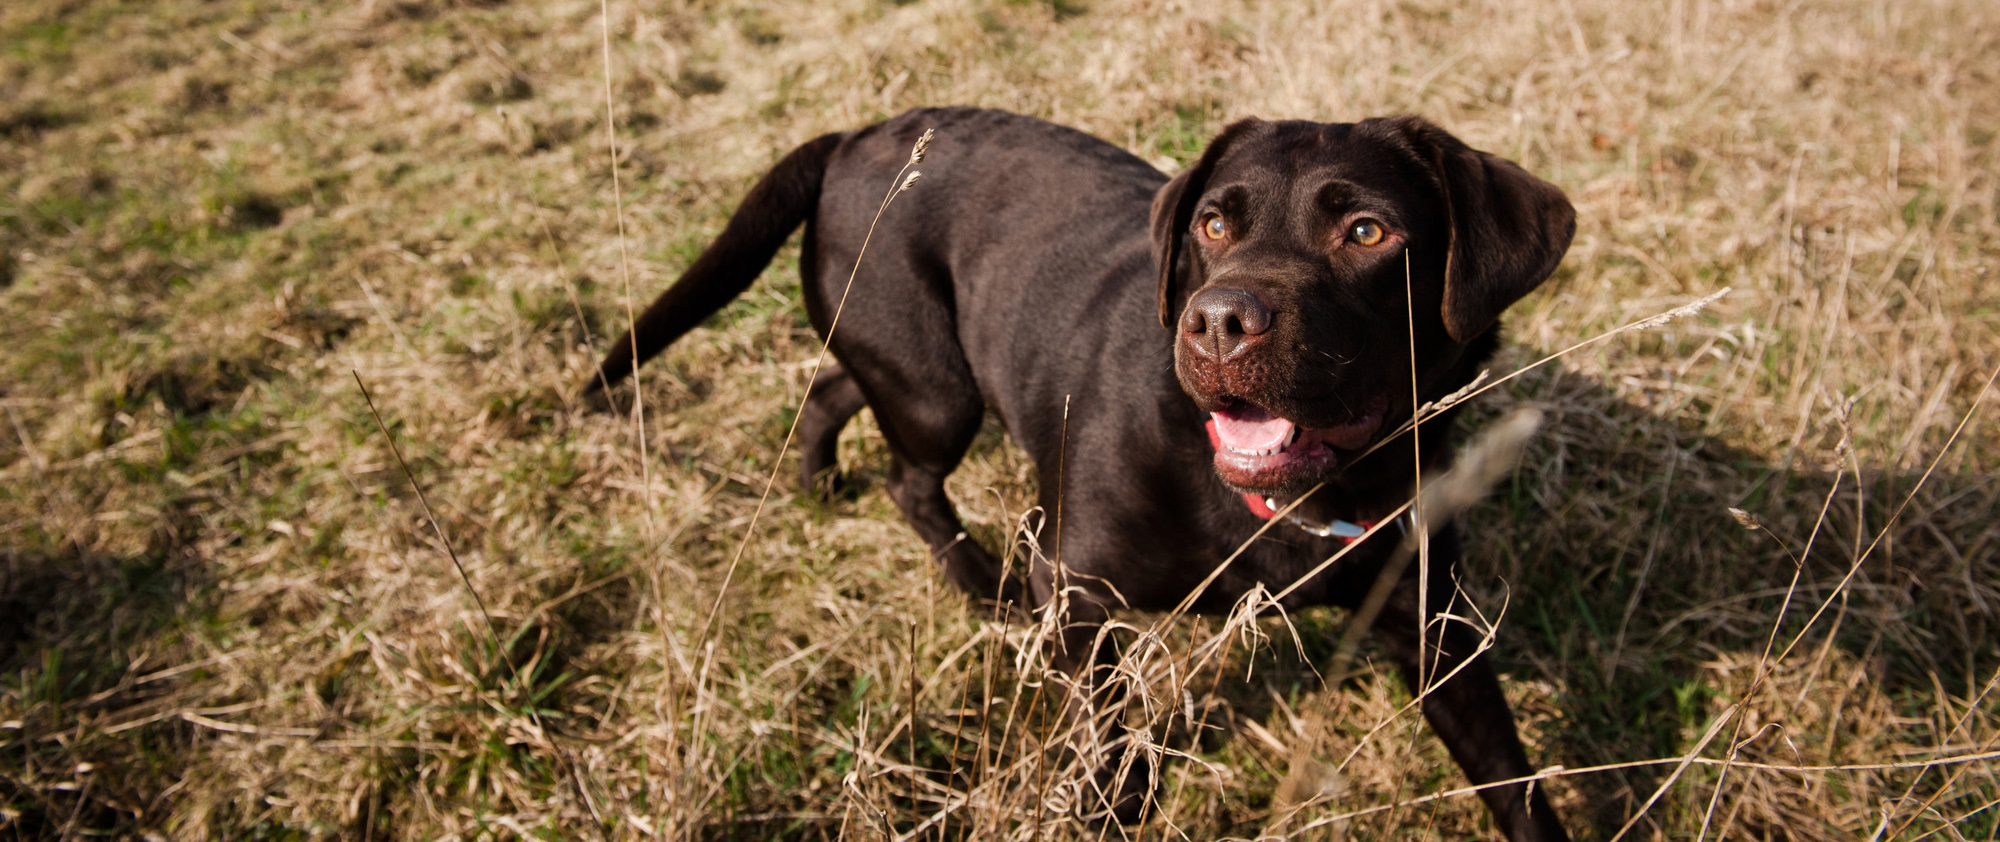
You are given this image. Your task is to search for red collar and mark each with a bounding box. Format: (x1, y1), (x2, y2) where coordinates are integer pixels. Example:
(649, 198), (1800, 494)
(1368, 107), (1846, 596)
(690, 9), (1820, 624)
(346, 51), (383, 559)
(1205, 417), (1375, 543)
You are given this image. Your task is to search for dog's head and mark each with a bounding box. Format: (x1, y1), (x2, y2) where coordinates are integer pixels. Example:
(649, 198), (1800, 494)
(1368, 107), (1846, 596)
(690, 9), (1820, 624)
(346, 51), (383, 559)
(1152, 116), (1575, 495)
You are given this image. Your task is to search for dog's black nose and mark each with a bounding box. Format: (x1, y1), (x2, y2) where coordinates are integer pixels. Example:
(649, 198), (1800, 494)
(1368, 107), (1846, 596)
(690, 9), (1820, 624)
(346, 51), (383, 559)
(1180, 287), (1271, 358)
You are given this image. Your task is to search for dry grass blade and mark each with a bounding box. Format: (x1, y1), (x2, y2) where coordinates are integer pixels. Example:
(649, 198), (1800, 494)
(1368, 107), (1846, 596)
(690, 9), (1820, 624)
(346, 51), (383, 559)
(353, 371), (506, 660)
(597, 0), (655, 547)
(1404, 250), (1434, 702)
(694, 128), (934, 649)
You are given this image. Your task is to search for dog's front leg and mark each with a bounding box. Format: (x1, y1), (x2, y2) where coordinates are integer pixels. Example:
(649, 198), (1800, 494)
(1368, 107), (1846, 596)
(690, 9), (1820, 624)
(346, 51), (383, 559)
(1372, 528), (1571, 842)
(1036, 595), (1155, 825)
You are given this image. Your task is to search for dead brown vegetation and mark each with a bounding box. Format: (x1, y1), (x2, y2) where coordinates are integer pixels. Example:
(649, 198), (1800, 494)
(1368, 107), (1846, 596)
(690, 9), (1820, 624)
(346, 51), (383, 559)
(1, 0), (1996, 838)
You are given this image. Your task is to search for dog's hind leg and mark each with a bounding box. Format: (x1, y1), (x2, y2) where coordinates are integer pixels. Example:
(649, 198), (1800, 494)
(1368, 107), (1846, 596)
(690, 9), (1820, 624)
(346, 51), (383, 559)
(859, 373), (1025, 610)
(797, 363), (868, 499)
(883, 449), (1024, 609)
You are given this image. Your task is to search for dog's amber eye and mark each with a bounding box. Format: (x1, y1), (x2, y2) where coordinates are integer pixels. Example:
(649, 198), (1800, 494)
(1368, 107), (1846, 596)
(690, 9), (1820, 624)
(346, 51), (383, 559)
(1201, 215), (1227, 240)
(1350, 220), (1385, 246)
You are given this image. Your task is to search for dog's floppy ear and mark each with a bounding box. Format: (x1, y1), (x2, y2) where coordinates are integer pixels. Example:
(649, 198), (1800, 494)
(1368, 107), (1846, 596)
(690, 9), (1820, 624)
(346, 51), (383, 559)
(1152, 119), (1261, 329)
(1393, 117), (1576, 343)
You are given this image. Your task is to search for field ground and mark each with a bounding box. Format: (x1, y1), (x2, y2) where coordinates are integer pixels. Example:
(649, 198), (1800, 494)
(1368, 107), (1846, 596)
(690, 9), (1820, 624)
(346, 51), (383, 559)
(2, 0), (1997, 838)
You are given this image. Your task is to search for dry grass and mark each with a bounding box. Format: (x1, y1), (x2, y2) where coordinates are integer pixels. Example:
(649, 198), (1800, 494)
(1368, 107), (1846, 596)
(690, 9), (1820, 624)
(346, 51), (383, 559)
(1, 0), (1997, 838)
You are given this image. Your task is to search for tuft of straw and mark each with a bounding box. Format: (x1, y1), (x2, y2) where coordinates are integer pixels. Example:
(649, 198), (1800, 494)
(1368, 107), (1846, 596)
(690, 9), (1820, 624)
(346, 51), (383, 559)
(1411, 368), (1491, 425)
(1628, 286), (1732, 331)
(909, 128), (934, 165)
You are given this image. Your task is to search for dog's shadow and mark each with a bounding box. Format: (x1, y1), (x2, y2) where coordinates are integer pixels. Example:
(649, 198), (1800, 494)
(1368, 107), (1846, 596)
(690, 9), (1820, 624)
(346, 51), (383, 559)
(1482, 362), (1991, 833)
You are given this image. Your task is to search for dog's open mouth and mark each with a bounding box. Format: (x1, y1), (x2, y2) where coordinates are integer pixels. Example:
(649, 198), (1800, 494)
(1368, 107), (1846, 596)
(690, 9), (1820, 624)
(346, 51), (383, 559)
(1206, 400), (1384, 490)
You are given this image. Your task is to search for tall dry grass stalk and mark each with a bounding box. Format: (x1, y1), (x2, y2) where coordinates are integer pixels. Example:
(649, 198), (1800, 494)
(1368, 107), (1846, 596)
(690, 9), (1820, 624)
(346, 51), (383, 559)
(0, 0), (1995, 838)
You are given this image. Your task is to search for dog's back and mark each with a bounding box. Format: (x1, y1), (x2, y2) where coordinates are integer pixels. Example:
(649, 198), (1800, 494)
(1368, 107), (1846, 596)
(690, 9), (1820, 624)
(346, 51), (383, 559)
(591, 107), (1166, 409)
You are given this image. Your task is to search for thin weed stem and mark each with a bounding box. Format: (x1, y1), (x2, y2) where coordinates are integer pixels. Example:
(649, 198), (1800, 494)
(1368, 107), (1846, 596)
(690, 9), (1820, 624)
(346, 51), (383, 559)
(596, 0), (653, 547)
(352, 371), (609, 841)
(696, 135), (930, 650)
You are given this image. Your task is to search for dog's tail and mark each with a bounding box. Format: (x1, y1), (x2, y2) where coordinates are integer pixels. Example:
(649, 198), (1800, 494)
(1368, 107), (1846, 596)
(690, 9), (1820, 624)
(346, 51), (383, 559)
(586, 131), (846, 394)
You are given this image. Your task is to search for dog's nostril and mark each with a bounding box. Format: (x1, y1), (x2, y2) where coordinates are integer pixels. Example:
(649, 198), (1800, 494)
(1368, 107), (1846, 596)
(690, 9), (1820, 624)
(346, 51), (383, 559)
(1236, 303), (1271, 336)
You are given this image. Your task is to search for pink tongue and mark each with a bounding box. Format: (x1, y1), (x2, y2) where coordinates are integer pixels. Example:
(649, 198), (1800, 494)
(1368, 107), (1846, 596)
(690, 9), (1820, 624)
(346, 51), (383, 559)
(1212, 407), (1295, 451)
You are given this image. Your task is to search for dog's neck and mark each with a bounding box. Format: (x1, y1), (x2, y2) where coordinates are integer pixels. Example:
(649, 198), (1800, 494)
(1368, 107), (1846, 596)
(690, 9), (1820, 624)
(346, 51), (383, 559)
(1234, 491), (1385, 542)
(1251, 424), (1451, 534)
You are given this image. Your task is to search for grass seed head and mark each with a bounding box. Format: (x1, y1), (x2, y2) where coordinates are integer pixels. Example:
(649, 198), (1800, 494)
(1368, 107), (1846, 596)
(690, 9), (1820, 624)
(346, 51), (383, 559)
(1632, 286), (1731, 331)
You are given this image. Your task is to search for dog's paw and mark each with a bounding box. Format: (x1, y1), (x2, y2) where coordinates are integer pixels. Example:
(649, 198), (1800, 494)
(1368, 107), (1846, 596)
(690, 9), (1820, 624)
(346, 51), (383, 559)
(968, 579), (1032, 624)
(805, 466), (862, 503)
(578, 379), (623, 414)
(1080, 746), (1156, 826)
(948, 557), (1030, 623)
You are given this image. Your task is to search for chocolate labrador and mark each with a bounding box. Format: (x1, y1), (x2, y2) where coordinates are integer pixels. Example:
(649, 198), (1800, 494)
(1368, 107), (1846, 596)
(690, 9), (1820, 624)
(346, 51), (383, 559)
(589, 107), (1574, 840)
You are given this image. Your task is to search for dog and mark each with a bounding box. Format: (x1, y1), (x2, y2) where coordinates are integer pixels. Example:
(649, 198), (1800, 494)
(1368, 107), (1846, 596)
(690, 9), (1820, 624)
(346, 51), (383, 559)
(589, 107), (1575, 840)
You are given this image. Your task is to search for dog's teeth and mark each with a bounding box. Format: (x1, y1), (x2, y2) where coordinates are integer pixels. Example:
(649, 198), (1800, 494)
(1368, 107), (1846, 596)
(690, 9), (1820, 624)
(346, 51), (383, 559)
(1228, 446), (1282, 456)
(1283, 427), (1299, 449)
(1226, 443), (1307, 456)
